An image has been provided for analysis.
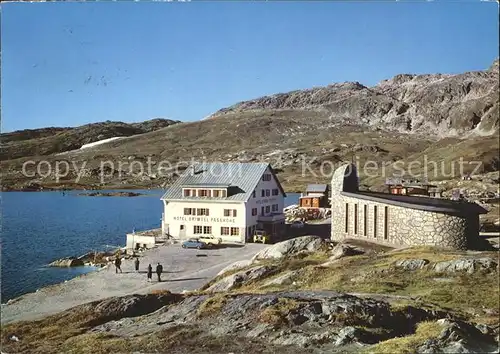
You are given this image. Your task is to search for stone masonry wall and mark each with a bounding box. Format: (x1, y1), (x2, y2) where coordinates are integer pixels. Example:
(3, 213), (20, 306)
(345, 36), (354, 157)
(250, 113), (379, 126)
(331, 164), (474, 250)
(331, 194), (473, 249)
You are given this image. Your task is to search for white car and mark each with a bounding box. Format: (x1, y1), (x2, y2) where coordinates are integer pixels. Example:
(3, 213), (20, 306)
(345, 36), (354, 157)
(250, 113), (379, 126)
(198, 235), (223, 246)
(290, 220), (305, 229)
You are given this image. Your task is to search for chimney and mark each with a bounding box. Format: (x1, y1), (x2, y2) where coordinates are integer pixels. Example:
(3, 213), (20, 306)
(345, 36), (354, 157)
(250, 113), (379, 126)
(190, 165), (195, 175)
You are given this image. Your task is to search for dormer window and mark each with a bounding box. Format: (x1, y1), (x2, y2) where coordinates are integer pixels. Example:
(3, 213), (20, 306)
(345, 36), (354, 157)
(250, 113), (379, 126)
(182, 186), (228, 198)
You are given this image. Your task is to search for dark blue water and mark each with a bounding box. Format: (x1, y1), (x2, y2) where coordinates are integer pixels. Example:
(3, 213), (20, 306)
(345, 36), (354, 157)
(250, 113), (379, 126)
(0, 190), (300, 301)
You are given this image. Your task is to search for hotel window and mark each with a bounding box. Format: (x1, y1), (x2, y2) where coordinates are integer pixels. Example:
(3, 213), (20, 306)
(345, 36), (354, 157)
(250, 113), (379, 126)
(252, 191), (256, 198)
(198, 189), (209, 197)
(183, 189), (190, 197)
(213, 190), (220, 198)
(223, 209), (237, 217)
(191, 189), (196, 196)
(203, 226), (212, 234)
(193, 226), (203, 234)
(272, 189), (279, 196)
(221, 190), (227, 197)
(384, 206), (389, 240)
(230, 227), (239, 236)
(345, 203), (349, 233)
(363, 205), (367, 236)
(265, 205), (270, 214)
(184, 208), (194, 215)
(252, 208), (258, 216)
(261, 189), (265, 197)
(261, 206), (265, 215)
(354, 204), (358, 235)
(221, 227), (230, 235)
(262, 174), (272, 181)
(197, 208), (209, 216)
(373, 205), (378, 238)
(272, 204), (278, 212)
(266, 189), (270, 197)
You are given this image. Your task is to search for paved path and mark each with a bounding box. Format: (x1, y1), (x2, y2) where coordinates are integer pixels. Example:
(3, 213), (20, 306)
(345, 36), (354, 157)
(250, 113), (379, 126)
(1, 243), (266, 324)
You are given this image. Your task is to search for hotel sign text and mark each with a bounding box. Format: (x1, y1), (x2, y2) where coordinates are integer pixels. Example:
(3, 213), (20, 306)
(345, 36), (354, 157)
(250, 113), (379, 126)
(256, 198), (277, 205)
(173, 216), (236, 224)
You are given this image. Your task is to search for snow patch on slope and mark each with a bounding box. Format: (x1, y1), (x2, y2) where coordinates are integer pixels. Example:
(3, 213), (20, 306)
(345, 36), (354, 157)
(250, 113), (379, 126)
(79, 137), (124, 150)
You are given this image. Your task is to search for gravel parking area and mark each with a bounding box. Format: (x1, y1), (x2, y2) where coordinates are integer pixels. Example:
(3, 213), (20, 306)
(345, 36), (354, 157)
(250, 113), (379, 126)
(1, 242), (267, 324)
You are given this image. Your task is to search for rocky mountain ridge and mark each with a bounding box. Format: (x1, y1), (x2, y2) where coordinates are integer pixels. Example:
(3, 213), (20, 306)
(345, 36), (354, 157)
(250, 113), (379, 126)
(0, 118), (180, 160)
(210, 59), (499, 138)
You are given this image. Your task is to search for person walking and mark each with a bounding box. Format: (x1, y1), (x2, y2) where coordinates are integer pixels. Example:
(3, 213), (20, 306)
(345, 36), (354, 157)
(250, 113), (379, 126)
(134, 257), (140, 273)
(114, 257), (122, 273)
(156, 262), (163, 282)
(147, 264), (152, 282)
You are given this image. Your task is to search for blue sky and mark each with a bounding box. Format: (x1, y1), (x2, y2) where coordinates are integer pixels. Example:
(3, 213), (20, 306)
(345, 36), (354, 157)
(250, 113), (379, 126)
(1, 1), (498, 132)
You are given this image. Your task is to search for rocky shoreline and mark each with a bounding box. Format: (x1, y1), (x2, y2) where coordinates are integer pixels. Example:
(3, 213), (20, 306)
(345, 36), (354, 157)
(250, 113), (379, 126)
(47, 249), (128, 268)
(77, 191), (144, 197)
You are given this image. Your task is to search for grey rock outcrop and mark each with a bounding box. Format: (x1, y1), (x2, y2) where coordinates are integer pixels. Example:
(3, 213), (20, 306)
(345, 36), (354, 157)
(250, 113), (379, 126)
(216, 259), (253, 276)
(262, 270), (301, 287)
(329, 243), (366, 261)
(432, 257), (498, 274)
(48, 257), (85, 267)
(417, 319), (499, 353)
(206, 265), (276, 292)
(394, 259), (430, 271)
(252, 236), (325, 261)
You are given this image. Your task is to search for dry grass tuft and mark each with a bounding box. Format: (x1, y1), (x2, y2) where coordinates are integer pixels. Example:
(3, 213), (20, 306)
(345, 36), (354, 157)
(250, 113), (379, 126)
(258, 298), (300, 325)
(367, 321), (443, 354)
(197, 294), (228, 317)
(149, 289), (172, 296)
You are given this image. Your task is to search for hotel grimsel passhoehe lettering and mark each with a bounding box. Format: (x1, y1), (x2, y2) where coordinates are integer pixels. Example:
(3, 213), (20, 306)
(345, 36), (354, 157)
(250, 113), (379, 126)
(173, 216), (236, 223)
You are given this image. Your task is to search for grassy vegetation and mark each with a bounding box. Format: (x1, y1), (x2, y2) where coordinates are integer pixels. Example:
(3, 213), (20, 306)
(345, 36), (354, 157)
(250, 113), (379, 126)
(234, 247), (499, 320)
(258, 298), (301, 325)
(197, 294), (228, 317)
(367, 321), (444, 354)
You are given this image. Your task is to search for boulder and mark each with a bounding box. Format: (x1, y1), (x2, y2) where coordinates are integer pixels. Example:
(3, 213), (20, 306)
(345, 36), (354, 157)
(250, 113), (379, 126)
(394, 259), (430, 271)
(262, 270), (300, 287)
(207, 265), (275, 292)
(417, 319), (498, 354)
(329, 243), (366, 261)
(48, 257), (84, 267)
(216, 259), (253, 276)
(432, 257), (498, 274)
(334, 326), (367, 347)
(251, 236), (325, 261)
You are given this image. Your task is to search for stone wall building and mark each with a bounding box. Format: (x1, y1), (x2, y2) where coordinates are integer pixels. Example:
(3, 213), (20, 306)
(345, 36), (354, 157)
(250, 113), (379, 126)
(331, 164), (487, 250)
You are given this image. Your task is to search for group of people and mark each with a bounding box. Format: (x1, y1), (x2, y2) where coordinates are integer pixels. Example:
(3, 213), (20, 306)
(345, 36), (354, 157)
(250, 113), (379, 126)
(114, 256), (164, 282)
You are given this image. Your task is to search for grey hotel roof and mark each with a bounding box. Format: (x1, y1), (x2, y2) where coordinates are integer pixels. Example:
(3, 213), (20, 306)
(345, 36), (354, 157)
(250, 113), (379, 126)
(161, 162), (286, 202)
(306, 184), (328, 193)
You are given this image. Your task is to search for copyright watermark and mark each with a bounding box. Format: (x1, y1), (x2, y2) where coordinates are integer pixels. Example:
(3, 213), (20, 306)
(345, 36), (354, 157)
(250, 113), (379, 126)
(20, 154), (485, 184)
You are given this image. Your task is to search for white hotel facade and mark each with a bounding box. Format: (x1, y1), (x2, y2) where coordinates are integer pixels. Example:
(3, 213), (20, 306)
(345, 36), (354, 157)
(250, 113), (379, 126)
(161, 163), (286, 243)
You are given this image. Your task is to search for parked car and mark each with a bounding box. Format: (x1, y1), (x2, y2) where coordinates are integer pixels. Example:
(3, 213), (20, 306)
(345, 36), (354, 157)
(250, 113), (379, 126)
(253, 230), (271, 244)
(181, 238), (208, 249)
(199, 235), (223, 246)
(290, 220), (305, 229)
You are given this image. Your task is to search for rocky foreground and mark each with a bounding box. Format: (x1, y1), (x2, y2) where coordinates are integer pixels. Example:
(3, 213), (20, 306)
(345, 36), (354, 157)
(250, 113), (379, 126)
(2, 237), (499, 353)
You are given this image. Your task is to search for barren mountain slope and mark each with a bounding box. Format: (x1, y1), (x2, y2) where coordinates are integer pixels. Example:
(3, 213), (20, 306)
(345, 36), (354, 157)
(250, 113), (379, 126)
(210, 60), (499, 137)
(0, 118), (180, 161)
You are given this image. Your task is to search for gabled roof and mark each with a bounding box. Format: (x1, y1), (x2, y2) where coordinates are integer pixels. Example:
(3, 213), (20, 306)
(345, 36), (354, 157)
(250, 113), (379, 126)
(306, 184), (328, 193)
(161, 162), (286, 202)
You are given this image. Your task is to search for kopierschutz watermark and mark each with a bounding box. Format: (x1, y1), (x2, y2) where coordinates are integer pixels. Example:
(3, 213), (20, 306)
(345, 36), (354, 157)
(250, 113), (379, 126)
(20, 154), (484, 184)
